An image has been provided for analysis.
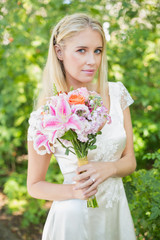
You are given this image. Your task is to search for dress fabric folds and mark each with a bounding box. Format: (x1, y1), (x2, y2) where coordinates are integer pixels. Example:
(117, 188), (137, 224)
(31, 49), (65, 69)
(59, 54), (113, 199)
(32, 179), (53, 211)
(28, 81), (136, 240)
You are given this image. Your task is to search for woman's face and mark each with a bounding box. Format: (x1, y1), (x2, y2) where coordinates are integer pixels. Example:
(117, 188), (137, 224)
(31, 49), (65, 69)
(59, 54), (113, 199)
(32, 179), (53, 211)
(58, 28), (103, 89)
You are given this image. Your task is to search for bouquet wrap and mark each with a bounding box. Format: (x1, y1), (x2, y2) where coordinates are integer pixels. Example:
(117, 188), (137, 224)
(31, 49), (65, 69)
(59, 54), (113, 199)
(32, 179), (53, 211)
(78, 156), (98, 208)
(78, 157), (89, 166)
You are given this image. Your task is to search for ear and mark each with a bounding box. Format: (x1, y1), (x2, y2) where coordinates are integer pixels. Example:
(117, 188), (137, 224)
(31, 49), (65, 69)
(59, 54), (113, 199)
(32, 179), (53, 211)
(54, 44), (63, 61)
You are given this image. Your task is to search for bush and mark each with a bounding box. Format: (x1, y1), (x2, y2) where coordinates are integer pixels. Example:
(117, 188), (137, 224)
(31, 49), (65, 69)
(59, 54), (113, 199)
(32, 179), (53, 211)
(3, 155), (63, 227)
(124, 149), (160, 239)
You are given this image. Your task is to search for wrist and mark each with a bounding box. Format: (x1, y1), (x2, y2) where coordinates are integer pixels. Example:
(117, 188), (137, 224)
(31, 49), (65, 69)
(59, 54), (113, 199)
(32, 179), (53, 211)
(109, 162), (117, 178)
(69, 184), (76, 199)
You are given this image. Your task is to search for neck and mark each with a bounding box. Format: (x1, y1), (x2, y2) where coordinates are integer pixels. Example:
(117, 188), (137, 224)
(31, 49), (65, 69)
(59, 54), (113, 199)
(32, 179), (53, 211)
(66, 79), (96, 92)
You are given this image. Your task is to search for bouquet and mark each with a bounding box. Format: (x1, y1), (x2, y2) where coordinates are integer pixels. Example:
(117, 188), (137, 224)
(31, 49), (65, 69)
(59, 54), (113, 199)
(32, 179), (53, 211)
(29, 85), (111, 207)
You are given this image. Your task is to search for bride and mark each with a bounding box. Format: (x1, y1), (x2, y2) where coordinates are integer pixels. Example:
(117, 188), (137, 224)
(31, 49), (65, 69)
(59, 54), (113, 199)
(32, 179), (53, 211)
(27, 13), (137, 240)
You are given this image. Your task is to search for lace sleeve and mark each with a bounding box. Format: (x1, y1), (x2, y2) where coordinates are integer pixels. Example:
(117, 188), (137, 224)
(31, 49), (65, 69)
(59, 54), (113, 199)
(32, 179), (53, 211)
(117, 82), (134, 110)
(27, 126), (33, 141)
(27, 111), (36, 141)
(27, 109), (41, 141)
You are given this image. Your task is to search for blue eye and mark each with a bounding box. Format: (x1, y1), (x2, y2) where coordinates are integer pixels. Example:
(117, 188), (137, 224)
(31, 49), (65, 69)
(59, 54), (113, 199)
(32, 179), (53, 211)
(95, 49), (102, 54)
(77, 48), (102, 54)
(77, 49), (85, 53)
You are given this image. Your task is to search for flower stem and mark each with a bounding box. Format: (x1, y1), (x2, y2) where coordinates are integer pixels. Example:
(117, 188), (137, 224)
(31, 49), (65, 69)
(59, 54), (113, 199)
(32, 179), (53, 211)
(57, 139), (75, 155)
(77, 156), (99, 208)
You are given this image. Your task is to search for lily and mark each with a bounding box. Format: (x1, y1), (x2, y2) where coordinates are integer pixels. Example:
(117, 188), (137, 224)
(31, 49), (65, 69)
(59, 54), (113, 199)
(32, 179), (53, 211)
(44, 97), (81, 132)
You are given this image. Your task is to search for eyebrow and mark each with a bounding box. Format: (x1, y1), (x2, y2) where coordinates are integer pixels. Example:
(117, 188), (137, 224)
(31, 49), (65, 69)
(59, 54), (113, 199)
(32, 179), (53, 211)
(75, 46), (103, 49)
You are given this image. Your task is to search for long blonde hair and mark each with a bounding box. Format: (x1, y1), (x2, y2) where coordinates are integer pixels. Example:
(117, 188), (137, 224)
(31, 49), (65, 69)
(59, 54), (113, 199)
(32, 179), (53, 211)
(36, 13), (108, 108)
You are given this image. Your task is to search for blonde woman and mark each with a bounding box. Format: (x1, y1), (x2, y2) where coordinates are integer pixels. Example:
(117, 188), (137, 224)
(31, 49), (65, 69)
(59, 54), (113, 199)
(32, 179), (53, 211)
(27, 13), (137, 240)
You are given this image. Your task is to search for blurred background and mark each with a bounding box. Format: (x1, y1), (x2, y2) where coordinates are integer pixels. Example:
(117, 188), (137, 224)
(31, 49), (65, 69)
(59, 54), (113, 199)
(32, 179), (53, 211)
(0, 0), (160, 239)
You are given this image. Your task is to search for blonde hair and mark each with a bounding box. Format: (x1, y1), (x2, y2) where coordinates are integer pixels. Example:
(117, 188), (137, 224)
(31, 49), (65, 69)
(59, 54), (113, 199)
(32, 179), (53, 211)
(36, 13), (108, 108)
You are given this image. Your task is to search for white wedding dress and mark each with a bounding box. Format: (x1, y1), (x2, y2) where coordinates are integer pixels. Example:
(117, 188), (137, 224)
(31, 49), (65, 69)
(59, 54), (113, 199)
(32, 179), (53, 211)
(28, 81), (136, 240)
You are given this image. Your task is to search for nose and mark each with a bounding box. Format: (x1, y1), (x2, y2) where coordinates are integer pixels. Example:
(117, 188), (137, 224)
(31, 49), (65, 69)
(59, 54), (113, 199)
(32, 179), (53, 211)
(86, 52), (96, 65)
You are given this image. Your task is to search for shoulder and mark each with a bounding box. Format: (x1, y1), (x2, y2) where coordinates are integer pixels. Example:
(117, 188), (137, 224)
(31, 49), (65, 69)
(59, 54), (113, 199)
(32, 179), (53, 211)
(108, 81), (121, 96)
(108, 81), (125, 89)
(108, 81), (134, 111)
(108, 81), (131, 96)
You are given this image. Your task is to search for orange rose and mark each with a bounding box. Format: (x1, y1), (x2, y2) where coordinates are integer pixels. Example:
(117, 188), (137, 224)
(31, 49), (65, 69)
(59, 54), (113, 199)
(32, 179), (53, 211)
(68, 94), (85, 105)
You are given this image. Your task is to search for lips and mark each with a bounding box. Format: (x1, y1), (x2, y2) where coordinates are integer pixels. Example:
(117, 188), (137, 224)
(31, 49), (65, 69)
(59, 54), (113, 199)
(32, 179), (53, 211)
(82, 69), (95, 72)
(82, 69), (95, 75)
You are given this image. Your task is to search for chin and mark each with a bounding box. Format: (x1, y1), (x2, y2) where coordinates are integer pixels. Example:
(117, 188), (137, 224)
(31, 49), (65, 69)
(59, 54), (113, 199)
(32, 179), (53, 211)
(81, 77), (94, 83)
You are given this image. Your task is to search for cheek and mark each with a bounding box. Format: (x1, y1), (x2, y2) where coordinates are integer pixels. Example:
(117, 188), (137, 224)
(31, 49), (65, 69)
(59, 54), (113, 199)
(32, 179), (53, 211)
(64, 53), (83, 70)
(70, 54), (83, 66)
(97, 55), (102, 65)
(96, 58), (101, 71)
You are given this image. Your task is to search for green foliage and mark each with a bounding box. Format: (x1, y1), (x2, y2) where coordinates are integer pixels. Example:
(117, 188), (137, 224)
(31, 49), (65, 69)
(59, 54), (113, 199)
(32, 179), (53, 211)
(3, 155), (63, 227)
(124, 149), (160, 239)
(22, 198), (46, 228)
(4, 173), (27, 200)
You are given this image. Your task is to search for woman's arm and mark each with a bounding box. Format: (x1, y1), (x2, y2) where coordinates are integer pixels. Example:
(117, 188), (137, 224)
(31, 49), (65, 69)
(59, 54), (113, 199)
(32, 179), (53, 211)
(27, 142), (97, 200)
(73, 106), (136, 194)
(112, 106), (137, 177)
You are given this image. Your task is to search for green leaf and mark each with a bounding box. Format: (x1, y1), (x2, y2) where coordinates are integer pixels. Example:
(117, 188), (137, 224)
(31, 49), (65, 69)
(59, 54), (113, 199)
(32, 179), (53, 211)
(65, 148), (69, 155)
(61, 129), (77, 141)
(89, 145), (97, 150)
(90, 138), (96, 145)
(53, 83), (58, 96)
(88, 134), (94, 139)
(149, 206), (160, 220)
(70, 86), (74, 91)
(61, 132), (73, 141)
(97, 131), (102, 135)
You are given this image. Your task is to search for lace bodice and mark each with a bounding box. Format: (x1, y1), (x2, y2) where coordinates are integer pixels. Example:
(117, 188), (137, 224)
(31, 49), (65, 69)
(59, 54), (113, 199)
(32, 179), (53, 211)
(27, 81), (134, 208)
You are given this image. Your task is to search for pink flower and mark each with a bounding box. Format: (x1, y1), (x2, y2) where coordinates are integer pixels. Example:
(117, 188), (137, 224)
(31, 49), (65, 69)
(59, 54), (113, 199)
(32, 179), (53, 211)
(77, 87), (89, 101)
(68, 87), (89, 102)
(44, 97), (82, 132)
(34, 130), (56, 154)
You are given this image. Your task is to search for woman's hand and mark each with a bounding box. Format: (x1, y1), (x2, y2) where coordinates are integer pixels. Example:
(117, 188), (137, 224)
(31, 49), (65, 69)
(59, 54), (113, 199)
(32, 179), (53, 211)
(72, 162), (116, 198)
(72, 179), (98, 200)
